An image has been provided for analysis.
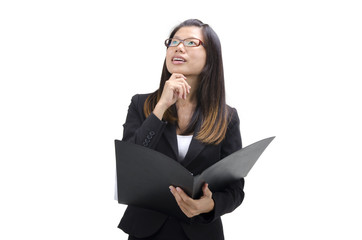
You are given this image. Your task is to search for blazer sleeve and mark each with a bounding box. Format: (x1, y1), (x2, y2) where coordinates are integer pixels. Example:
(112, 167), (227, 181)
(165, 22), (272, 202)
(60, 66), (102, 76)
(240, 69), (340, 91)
(195, 108), (245, 223)
(122, 94), (167, 149)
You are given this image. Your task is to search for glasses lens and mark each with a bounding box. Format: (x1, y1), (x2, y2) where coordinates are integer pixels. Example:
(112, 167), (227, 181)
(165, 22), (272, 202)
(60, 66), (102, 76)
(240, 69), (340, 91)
(165, 38), (179, 47)
(165, 38), (201, 47)
(184, 39), (200, 47)
(169, 38), (180, 47)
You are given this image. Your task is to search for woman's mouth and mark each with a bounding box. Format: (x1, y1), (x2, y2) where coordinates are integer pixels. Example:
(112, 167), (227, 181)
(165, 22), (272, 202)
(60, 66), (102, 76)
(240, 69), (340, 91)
(172, 57), (186, 64)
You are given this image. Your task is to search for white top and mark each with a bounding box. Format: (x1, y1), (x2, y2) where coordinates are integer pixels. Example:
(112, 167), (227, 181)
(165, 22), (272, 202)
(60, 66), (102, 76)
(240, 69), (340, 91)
(177, 135), (193, 161)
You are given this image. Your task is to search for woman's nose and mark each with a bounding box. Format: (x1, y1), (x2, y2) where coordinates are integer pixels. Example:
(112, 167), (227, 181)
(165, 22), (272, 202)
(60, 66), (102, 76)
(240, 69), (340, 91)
(175, 43), (185, 52)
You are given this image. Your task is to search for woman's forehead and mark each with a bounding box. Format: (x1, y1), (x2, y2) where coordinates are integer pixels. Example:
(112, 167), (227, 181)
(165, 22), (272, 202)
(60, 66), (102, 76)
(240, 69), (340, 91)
(174, 26), (203, 40)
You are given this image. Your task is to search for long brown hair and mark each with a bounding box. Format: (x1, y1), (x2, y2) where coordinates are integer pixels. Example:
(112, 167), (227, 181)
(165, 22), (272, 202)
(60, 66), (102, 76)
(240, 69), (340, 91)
(144, 19), (230, 145)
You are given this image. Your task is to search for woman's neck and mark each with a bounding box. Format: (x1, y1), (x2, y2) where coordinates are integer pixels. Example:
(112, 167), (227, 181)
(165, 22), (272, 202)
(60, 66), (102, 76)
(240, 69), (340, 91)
(179, 74), (198, 105)
(175, 75), (199, 134)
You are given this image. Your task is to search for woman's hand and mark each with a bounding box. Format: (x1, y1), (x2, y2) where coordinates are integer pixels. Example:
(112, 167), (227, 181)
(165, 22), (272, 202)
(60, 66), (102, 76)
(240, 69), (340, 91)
(153, 73), (191, 120)
(169, 183), (215, 218)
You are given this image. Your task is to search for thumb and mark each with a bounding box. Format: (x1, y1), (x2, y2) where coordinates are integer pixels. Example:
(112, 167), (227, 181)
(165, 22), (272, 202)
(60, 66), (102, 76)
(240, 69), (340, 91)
(203, 183), (212, 197)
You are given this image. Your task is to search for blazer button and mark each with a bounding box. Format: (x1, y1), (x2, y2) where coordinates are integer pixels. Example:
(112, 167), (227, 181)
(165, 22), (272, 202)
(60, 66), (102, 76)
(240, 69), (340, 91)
(145, 138), (151, 143)
(143, 141), (148, 147)
(147, 135), (152, 140)
(149, 131), (155, 136)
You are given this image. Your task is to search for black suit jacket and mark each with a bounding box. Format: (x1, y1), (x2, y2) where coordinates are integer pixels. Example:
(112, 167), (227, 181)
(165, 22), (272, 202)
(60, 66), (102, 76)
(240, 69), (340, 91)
(118, 94), (245, 240)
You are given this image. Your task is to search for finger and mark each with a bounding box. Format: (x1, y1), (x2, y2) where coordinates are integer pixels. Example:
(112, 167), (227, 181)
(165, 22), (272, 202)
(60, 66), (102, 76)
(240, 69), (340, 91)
(203, 183), (212, 198)
(170, 83), (182, 99)
(172, 77), (191, 93)
(171, 73), (187, 81)
(182, 83), (187, 99)
(169, 186), (184, 204)
(170, 187), (200, 218)
(177, 79), (190, 98)
(170, 187), (193, 217)
(176, 77), (190, 88)
(174, 197), (194, 217)
(172, 187), (191, 207)
(172, 75), (188, 84)
(167, 82), (181, 99)
(183, 80), (191, 94)
(175, 85), (184, 99)
(175, 83), (186, 100)
(181, 82), (187, 99)
(179, 205), (193, 218)
(176, 187), (195, 205)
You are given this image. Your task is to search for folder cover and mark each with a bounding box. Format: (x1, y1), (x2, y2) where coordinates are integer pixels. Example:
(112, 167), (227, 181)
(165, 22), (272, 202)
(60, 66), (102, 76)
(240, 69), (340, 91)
(115, 136), (274, 218)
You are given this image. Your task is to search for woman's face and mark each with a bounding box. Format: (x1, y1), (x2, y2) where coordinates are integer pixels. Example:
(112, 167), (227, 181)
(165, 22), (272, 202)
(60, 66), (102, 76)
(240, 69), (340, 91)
(166, 26), (207, 77)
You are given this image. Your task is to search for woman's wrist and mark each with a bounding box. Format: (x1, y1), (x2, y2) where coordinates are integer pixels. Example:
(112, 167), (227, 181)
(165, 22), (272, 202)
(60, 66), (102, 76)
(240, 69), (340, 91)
(153, 102), (168, 120)
(205, 198), (215, 213)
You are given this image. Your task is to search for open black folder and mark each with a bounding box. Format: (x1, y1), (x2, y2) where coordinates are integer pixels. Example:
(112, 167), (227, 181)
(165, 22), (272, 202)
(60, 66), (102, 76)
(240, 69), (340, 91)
(115, 136), (275, 219)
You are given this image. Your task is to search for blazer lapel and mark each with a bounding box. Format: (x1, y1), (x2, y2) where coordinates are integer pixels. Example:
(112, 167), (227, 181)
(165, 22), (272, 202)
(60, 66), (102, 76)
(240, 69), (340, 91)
(163, 123), (178, 159)
(180, 121), (205, 168)
(163, 118), (205, 167)
(180, 136), (205, 168)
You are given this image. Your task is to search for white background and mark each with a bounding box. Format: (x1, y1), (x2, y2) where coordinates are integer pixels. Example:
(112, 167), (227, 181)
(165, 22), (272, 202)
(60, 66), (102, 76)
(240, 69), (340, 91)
(1, 0), (361, 239)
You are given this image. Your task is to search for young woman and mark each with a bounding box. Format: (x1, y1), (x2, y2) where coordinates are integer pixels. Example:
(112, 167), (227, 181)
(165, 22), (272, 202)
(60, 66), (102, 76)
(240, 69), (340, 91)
(119, 19), (245, 240)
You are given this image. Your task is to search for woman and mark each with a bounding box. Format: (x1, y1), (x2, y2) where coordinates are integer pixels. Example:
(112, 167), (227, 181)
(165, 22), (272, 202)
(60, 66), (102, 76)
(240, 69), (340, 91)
(119, 19), (245, 240)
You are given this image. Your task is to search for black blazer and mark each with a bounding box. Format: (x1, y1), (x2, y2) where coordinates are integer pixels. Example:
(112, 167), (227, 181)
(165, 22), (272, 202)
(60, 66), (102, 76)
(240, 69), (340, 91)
(118, 94), (245, 240)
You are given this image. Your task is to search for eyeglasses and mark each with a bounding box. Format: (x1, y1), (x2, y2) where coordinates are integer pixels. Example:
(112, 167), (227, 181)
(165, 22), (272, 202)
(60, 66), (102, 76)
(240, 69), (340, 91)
(164, 38), (204, 48)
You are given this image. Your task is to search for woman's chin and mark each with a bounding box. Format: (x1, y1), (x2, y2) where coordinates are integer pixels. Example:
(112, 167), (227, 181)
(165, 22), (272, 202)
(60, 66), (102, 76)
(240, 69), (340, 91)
(168, 69), (186, 75)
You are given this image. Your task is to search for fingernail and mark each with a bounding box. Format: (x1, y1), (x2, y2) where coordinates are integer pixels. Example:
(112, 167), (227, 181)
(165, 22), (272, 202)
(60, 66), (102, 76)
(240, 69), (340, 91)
(176, 187), (181, 192)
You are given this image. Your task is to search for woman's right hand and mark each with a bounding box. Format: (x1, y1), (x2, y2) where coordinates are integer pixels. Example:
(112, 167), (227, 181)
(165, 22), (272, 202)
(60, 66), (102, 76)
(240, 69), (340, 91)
(153, 73), (191, 120)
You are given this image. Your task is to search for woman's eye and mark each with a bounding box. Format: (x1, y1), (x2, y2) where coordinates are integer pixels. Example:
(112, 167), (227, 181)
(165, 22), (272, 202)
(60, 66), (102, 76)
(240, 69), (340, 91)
(172, 40), (179, 45)
(187, 41), (196, 46)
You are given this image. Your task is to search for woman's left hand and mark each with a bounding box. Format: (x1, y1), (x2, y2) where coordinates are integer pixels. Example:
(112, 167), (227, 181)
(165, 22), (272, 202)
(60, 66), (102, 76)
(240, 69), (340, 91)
(169, 183), (215, 218)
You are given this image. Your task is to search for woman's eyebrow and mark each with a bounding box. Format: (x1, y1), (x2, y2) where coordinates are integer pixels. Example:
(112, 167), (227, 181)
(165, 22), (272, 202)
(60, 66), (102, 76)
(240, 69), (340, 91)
(173, 35), (199, 39)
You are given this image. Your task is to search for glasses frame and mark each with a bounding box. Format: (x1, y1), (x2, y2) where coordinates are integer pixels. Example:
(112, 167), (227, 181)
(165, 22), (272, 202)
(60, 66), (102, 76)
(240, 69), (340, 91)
(164, 37), (205, 48)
